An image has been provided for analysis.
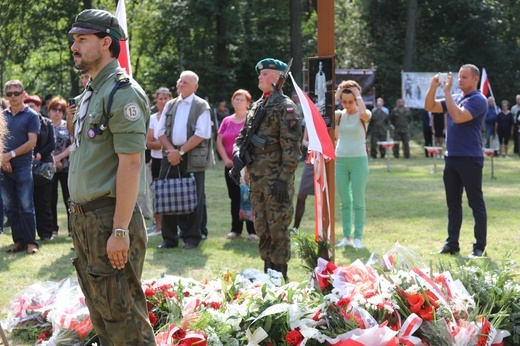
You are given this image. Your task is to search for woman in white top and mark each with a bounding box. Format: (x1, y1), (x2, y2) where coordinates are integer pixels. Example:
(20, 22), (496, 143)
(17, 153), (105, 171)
(334, 80), (371, 249)
(146, 87), (172, 237)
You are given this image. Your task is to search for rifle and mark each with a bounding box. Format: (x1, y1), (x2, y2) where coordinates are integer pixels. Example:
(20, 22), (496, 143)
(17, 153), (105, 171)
(228, 58), (293, 185)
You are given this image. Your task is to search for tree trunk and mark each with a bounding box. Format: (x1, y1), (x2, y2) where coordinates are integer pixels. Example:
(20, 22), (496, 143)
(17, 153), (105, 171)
(290, 0), (303, 87)
(216, 1), (229, 98)
(403, 0), (417, 71)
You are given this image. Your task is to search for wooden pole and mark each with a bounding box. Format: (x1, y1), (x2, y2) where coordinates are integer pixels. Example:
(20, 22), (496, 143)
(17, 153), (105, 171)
(317, 0), (335, 261)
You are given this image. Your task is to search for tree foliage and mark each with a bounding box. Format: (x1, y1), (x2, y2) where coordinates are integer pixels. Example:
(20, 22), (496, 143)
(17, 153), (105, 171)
(0, 0), (519, 111)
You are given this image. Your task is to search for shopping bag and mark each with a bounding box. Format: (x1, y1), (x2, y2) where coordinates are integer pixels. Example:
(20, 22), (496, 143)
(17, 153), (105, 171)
(152, 167), (197, 215)
(239, 184), (254, 222)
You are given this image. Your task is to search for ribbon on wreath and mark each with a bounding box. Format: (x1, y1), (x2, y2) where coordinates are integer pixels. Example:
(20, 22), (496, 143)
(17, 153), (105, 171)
(398, 313), (422, 346)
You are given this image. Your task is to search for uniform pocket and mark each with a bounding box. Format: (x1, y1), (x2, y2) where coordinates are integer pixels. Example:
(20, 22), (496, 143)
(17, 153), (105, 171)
(74, 256), (132, 322)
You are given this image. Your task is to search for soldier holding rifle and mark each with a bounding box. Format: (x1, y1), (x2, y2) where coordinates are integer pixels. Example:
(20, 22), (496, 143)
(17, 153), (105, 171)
(231, 58), (302, 281)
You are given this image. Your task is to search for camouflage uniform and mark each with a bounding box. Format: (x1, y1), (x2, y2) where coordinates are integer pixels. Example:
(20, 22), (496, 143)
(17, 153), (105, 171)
(368, 109), (389, 158)
(389, 106), (412, 158)
(235, 90), (302, 279)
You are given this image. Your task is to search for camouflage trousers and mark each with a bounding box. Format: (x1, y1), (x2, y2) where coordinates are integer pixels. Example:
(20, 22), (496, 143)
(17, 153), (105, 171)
(70, 203), (156, 346)
(249, 178), (294, 265)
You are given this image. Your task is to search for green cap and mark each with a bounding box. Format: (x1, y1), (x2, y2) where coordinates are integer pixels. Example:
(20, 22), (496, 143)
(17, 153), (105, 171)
(69, 9), (127, 41)
(255, 58), (287, 75)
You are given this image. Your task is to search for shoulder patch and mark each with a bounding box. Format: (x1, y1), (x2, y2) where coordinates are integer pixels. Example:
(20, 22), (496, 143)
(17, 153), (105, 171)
(124, 102), (141, 121)
(286, 106), (294, 113)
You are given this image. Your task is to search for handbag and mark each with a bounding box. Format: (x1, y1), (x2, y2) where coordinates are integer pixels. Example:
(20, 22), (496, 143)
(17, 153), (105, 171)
(32, 157), (56, 186)
(239, 184), (255, 222)
(152, 166), (198, 215)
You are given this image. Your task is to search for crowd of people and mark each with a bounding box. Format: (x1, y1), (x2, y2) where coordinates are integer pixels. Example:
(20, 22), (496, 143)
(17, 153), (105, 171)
(0, 8), (518, 345)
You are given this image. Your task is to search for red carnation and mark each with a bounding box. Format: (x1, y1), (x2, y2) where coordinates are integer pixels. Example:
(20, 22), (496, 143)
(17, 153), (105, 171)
(209, 301), (221, 309)
(285, 329), (304, 346)
(148, 312), (158, 326)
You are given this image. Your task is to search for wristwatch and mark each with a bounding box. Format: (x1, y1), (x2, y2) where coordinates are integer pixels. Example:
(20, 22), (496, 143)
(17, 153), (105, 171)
(178, 148), (185, 156)
(113, 228), (128, 238)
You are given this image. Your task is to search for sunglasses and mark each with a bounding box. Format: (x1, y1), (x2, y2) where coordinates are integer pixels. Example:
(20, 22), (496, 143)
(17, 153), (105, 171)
(51, 108), (64, 113)
(5, 91), (22, 97)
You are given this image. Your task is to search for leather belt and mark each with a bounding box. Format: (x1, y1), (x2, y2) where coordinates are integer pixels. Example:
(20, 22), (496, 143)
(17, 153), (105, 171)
(68, 196), (116, 215)
(252, 142), (281, 154)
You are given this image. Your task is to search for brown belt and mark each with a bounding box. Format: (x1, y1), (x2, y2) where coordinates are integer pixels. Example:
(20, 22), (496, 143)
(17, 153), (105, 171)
(252, 142), (281, 155)
(68, 196), (116, 215)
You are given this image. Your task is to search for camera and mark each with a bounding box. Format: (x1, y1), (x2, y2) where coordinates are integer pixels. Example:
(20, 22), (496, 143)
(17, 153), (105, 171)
(68, 97), (76, 106)
(438, 73), (448, 83)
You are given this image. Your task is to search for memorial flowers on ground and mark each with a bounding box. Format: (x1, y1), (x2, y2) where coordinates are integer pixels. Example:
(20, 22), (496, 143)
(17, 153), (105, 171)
(2, 241), (519, 345)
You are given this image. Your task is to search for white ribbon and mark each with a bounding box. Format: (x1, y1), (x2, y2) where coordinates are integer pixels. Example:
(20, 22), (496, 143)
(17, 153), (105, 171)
(246, 327), (268, 346)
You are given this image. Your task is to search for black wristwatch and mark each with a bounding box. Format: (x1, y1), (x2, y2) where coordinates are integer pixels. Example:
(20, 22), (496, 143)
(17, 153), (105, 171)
(113, 228), (128, 238)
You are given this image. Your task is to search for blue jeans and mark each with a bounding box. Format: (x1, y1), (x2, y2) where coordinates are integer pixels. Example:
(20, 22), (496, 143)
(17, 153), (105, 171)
(443, 156), (487, 252)
(0, 167), (38, 247)
(485, 124), (495, 148)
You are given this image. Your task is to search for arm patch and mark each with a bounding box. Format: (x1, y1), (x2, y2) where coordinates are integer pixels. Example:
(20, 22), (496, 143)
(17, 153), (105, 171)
(287, 119), (300, 134)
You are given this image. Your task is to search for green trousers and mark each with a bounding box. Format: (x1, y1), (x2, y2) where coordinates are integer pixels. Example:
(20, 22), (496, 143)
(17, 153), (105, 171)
(335, 156), (369, 240)
(71, 203), (156, 346)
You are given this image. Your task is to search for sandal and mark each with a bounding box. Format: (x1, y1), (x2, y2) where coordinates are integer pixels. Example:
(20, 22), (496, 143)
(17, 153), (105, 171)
(226, 232), (241, 239)
(6, 243), (24, 253)
(26, 244), (38, 254)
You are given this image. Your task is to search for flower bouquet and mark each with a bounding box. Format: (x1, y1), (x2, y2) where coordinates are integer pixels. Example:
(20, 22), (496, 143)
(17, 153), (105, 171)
(2, 276), (94, 345)
(3, 241), (520, 345)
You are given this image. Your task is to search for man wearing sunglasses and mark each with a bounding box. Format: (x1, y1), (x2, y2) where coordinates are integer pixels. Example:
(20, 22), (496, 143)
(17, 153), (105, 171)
(1, 80), (41, 255)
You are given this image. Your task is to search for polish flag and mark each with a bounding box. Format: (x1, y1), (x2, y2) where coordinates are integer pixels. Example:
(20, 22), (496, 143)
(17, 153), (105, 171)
(480, 68), (489, 96)
(289, 73), (336, 160)
(289, 73), (335, 249)
(115, 0), (132, 77)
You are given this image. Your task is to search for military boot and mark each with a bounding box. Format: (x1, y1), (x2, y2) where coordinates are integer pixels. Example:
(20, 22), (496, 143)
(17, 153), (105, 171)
(272, 263), (288, 282)
(264, 259), (273, 273)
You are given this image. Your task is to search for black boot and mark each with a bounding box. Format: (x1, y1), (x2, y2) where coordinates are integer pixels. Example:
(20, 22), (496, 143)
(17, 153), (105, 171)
(272, 263), (288, 282)
(264, 259), (273, 273)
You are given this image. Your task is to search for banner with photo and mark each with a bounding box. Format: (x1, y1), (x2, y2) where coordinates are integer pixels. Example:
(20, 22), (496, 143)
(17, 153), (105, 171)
(401, 72), (461, 109)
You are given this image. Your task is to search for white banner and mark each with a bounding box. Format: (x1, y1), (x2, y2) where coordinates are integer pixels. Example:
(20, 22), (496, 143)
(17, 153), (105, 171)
(401, 72), (461, 109)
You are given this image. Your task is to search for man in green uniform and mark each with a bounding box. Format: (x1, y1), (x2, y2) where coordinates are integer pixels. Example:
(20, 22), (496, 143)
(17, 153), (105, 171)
(233, 58), (302, 281)
(389, 98), (412, 158)
(67, 9), (156, 346)
(369, 98), (389, 158)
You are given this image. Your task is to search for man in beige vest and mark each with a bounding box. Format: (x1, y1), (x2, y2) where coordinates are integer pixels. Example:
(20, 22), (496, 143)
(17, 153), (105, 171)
(156, 70), (213, 249)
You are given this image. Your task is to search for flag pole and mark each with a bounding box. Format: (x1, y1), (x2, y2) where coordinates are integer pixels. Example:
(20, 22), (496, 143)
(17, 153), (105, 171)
(317, 0), (335, 261)
(488, 82), (500, 116)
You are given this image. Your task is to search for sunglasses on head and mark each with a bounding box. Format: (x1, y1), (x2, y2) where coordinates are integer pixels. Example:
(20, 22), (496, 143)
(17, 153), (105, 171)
(6, 91), (22, 97)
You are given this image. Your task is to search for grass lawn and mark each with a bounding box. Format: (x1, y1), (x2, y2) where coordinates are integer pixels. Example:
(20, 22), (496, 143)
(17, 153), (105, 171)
(1, 142), (519, 344)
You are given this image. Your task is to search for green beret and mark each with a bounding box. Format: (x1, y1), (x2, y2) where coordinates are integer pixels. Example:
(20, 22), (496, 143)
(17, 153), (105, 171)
(69, 9), (127, 41)
(255, 58), (288, 75)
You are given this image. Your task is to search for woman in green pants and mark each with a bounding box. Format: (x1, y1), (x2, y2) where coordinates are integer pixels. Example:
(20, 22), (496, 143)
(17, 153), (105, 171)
(334, 80), (371, 249)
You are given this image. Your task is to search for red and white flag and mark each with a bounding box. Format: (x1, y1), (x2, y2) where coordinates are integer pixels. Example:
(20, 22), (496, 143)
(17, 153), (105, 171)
(289, 73), (336, 248)
(289, 73), (336, 160)
(480, 67), (489, 96)
(115, 0), (132, 77)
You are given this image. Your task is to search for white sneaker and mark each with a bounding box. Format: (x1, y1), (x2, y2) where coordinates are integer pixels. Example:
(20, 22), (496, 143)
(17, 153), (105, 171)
(353, 239), (363, 249)
(335, 237), (354, 247)
(148, 230), (162, 237)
